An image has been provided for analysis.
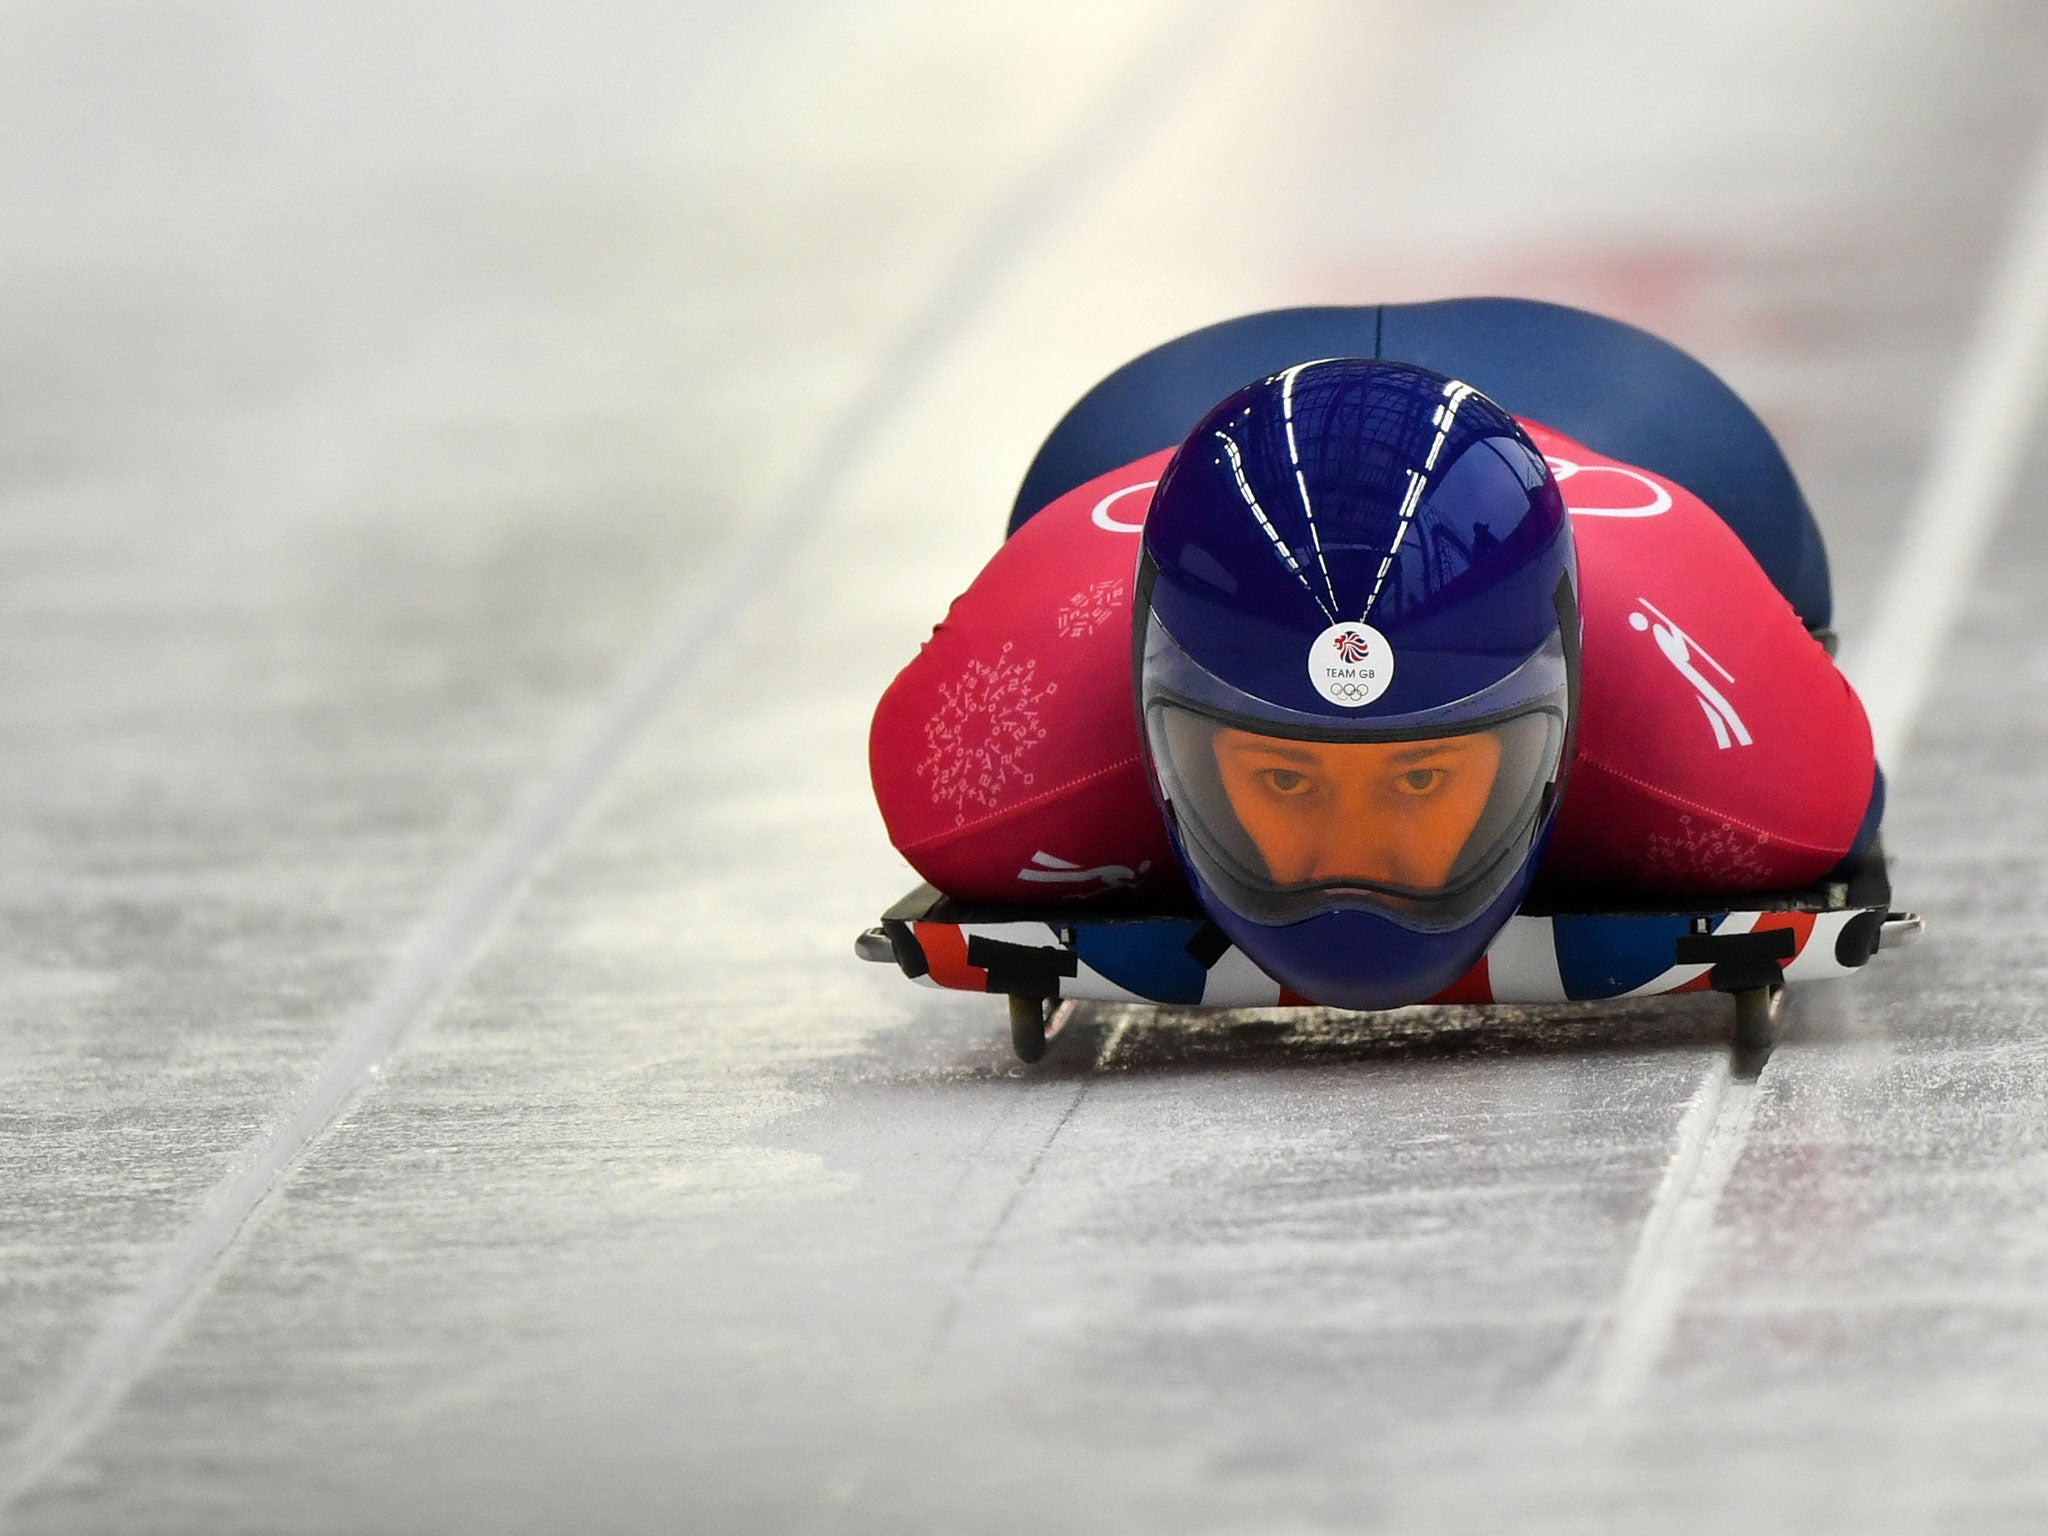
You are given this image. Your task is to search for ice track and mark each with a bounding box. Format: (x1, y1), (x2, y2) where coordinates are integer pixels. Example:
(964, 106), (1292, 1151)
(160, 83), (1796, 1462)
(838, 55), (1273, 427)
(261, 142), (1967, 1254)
(5, 3), (2048, 1532)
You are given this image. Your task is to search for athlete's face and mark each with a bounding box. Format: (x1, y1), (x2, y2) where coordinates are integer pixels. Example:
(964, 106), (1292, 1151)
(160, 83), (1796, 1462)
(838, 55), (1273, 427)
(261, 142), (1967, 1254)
(1210, 728), (1504, 889)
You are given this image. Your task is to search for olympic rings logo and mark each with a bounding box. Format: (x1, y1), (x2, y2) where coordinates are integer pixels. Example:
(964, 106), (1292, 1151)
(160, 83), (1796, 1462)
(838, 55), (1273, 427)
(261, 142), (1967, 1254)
(1091, 480), (1157, 533)
(1544, 455), (1672, 518)
(1322, 679), (1376, 702)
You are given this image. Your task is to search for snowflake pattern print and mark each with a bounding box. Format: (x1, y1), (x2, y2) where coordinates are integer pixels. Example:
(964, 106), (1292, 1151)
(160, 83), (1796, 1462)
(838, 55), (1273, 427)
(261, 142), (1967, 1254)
(916, 642), (1057, 825)
(1639, 814), (1773, 886)
(1055, 578), (1125, 641)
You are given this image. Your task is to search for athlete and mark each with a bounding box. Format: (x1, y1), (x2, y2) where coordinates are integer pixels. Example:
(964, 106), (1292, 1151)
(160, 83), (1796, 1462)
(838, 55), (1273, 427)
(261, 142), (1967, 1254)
(870, 300), (1882, 1008)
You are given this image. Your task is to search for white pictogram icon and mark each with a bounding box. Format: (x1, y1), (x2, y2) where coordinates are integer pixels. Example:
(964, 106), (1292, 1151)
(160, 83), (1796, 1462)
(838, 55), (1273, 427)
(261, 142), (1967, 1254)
(1016, 850), (1151, 890)
(1629, 599), (1750, 749)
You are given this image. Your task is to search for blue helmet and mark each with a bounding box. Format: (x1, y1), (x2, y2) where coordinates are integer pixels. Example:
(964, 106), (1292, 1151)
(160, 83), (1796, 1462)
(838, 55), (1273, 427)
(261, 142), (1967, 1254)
(1135, 358), (1580, 1009)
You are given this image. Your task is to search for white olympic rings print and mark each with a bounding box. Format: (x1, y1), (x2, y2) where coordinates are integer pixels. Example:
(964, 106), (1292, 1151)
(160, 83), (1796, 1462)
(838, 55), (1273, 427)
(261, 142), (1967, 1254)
(1091, 480), (1157, 532)
(1544, 455), (1672, 518)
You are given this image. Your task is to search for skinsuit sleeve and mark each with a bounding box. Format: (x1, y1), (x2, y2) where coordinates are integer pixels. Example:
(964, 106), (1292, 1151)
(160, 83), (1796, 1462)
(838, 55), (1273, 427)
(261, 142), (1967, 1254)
(1523, 421), (1879, 894)
(868, 450), (1181, 904)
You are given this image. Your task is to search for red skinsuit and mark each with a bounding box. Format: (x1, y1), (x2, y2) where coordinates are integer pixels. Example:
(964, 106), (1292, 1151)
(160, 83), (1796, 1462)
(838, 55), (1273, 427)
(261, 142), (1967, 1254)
(870, 427), (1875, 904)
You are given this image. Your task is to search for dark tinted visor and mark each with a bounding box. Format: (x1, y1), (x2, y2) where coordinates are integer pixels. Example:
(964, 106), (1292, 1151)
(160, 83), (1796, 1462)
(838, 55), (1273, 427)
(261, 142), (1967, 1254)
(1147, 701), (1564, 929)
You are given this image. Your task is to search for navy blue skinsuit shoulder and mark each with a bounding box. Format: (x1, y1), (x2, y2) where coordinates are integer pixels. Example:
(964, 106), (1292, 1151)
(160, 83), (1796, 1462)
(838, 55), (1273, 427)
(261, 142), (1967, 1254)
(1009, 297), (1832, 633)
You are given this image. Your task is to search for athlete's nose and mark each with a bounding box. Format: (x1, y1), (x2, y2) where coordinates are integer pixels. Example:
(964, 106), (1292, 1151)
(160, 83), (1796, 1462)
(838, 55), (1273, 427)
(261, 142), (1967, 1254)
(1310, 788), (1408, 885)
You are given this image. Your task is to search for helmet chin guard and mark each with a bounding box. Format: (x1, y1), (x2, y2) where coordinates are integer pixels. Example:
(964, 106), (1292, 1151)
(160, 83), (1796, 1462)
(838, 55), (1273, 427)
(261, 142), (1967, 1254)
(1135, 359), (1580, 1008)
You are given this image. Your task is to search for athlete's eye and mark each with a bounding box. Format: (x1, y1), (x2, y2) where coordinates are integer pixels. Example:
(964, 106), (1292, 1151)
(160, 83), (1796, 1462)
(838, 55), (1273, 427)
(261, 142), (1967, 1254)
(1397, 767), (1444, 795)
(1259, 768), (1312, 796)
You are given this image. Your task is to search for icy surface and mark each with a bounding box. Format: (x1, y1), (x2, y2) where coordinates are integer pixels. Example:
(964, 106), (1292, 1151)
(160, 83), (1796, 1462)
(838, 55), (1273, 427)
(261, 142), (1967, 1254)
(4, 2), (2048, 1531)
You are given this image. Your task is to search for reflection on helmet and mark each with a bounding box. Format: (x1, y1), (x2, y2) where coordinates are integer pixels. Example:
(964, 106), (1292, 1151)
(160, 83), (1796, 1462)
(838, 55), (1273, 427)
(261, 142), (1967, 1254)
(1145, 679), (1567, 931)
(1135, 357), (1579, 1009)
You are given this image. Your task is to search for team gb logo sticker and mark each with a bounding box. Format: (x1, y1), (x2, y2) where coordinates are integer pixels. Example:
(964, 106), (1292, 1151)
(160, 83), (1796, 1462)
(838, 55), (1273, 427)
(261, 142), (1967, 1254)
(1309, 621), (1394, 707)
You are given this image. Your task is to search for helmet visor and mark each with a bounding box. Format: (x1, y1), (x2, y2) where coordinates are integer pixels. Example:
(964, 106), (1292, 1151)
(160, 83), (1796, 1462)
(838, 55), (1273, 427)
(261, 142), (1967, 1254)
(1148, 702), (1564, 928)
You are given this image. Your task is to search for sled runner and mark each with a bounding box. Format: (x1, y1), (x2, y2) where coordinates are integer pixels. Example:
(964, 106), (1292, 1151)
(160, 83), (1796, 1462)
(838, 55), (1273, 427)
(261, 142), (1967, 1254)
(857, 844), (1921, 1065)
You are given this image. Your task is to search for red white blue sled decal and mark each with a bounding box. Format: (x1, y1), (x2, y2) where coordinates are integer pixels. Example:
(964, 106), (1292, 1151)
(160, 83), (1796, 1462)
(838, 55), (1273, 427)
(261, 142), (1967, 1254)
(858, 846), (1921, 1061)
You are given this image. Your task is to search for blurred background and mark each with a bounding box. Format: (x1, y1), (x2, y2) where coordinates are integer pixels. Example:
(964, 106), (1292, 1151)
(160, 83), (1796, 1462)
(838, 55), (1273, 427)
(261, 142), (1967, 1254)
(5, 2), (2048, 1531)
